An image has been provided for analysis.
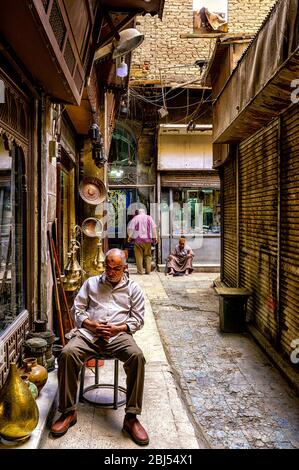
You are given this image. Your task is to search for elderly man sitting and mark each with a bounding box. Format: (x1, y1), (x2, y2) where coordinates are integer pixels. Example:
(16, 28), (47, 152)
(50, 248), (149, 446)
(167, 237), (194, 276)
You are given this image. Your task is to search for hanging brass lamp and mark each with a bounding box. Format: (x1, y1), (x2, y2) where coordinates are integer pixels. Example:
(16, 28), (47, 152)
(63, 239), (82, 292)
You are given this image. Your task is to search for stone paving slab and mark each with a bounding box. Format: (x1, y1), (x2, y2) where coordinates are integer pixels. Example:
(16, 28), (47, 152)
(138, 272), (299, 450)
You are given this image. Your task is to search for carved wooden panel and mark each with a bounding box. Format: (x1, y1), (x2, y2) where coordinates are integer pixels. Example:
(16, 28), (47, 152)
(0, 70), (30, 151)
(0, 310), (29, 388)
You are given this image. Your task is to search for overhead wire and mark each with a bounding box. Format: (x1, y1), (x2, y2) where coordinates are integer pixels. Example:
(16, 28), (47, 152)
(129, 88), (214, 110)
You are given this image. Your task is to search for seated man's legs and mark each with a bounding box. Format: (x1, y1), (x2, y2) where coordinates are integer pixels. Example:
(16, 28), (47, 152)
(104, 332), (149, 445)
(51, 332), (99, 437)
(167, 255), (175, 275)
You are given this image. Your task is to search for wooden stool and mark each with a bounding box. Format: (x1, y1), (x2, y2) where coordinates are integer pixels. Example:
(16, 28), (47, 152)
(79, 354), (126, 409)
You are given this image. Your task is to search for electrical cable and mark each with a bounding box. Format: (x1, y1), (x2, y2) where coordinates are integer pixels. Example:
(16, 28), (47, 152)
(129, 89), (214, 109)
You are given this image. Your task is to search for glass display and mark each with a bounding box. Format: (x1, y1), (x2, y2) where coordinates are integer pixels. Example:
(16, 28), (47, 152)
(0, 136), (25, 332)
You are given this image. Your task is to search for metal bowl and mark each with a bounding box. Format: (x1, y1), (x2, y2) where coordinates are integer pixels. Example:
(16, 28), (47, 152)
(79, 177), (107, 205)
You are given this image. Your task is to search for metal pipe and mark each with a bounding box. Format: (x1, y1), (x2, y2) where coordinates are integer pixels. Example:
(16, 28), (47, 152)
(157, 173), (161, 264)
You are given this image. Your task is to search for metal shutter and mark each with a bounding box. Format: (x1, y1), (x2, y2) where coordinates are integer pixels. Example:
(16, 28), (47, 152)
(160, 172), (220, 188)
(223, 156), (237, 286)
(280, 105), (299, 358)
(239, 120), (279, 343)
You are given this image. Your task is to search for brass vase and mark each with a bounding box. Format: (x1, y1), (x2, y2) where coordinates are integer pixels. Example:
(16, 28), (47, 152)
(0, 362), (39, 442)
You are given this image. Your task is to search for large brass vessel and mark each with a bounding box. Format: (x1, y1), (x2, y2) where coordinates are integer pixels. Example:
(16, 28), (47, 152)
(0, 362), (39, 442)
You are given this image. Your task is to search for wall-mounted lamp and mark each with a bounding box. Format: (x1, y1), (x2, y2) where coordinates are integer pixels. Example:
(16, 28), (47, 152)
(88, 123), (107, 168)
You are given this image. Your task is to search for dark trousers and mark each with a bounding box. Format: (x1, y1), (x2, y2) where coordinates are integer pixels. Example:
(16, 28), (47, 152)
(57, 331), (145, 415)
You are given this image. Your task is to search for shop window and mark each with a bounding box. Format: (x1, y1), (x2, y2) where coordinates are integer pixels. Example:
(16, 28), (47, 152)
(0, 135), (25, 332)
(57, 151), (75, 272)
(193, 0), (228, 34)
(108, 123), (137, 185)
(171, 188), (220, 235)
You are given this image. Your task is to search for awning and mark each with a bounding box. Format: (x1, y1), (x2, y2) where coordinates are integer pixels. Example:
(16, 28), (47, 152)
(213, 0), (299, 143)
(161, 172), (220, 189)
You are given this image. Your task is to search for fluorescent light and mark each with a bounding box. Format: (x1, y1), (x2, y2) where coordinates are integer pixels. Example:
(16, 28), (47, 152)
(159, 124), (213, 129)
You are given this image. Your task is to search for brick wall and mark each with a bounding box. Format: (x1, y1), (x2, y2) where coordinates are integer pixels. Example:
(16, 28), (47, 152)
(131, 0), (277, 85)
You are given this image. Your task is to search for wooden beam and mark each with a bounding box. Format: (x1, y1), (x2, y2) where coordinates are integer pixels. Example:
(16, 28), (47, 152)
(97, 12), (136, 48)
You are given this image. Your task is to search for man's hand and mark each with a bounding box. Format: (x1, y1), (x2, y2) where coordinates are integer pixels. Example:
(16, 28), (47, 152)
(82, 319), (127, 340)
(186, 253), (193, 259)
(82, 319), (110, 340)
(127, 237), (132, 243)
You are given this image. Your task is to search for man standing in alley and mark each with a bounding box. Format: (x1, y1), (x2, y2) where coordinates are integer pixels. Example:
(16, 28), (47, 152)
(127, 208), (158, 275)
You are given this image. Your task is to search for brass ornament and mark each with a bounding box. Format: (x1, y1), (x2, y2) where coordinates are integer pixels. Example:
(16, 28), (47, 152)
(19, 357), (48, 392)
(79, 177), (106, 205)
(93, 238), (105, 273)
(0, 362), (39, 442)
(81, 218), (103, 238)
(63, 239), (83, 292)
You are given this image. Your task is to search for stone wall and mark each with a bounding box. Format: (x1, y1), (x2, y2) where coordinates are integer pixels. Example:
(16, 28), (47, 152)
(131, 0), (277, 85)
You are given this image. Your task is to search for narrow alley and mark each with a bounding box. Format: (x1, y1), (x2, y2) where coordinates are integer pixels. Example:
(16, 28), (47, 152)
(40, 272), (299, 450)
(1, 0), (299, 456)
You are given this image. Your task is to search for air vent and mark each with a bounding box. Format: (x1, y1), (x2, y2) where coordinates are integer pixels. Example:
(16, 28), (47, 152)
(64, 39), (76, 75)
(49, 0), (66, 50)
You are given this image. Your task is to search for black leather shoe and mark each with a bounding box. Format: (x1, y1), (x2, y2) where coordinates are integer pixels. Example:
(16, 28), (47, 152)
(123, 415), (149, 446)
(51, 411), (77, 437)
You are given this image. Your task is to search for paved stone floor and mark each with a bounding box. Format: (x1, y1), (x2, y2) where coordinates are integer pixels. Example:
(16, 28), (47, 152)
(136, 272), (299, 449)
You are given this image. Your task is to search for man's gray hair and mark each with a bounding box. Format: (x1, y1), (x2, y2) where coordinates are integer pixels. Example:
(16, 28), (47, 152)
(105, 248), (127, 265)
(138, 208), (146, 215)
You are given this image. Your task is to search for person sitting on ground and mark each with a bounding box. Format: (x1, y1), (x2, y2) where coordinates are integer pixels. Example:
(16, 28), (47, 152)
(50, 248), (149, 446)
(167, 237), (194, 276)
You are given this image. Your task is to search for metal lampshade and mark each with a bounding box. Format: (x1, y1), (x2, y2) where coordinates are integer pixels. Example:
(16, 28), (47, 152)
(112, 28), (145, 59)
(94, 28), (144, 62)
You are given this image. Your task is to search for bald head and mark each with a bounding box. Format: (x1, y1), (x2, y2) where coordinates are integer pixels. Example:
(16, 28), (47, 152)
(105, 248), (126, 265)
(104, 248), (127, 284)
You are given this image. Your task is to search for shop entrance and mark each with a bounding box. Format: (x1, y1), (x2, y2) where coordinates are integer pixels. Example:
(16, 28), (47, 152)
(160, 187), (220, 265)
(107, 186), (155, 263)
